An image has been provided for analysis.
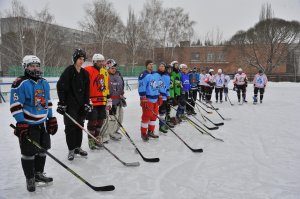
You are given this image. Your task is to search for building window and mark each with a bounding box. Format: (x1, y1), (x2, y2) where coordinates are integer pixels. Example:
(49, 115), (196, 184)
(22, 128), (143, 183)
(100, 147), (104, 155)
(217, 53), (225, 61)
(207, 53), (214, 62)
(191, 52), (200, 60)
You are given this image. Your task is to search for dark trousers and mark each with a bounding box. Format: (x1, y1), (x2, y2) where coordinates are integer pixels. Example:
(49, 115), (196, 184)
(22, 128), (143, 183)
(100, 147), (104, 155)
(64, 107), (85, 151)
(215, 87), (224, 101)
(19, 124), (50, 179)
(205, 86), (213, 101)
(254, 87), (265, 101)
(236, 85), (247, 101)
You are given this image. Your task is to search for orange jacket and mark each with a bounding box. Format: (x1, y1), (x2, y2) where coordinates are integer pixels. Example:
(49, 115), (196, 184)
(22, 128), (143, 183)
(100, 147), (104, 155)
(84, 66), (110, 106)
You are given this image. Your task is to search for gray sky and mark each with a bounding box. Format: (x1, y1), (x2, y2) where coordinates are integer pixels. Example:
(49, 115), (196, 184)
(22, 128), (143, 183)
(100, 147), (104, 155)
(1, 0), (300, 40)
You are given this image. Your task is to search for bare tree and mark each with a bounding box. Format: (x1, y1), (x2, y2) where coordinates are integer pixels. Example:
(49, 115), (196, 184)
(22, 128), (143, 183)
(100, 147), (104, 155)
(125, 7), (144, 72)
(80, 0), (123, 54)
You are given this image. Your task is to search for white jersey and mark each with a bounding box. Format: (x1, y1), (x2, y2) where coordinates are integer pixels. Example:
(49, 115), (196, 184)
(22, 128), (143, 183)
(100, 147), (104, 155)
(204, 73), (214, 87)
(214, 74), (225, 88)
(199, 73), (208, 86)
(224, 75), (230, 88)
(233, 73), (248, 85)
(253, 73), (268, 88)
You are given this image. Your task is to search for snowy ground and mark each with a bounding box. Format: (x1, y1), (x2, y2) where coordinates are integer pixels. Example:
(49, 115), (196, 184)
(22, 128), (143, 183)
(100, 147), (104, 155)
(1, 82), (300, 199)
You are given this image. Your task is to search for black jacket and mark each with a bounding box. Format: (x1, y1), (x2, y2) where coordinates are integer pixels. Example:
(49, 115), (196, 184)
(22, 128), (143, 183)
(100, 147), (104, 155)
(57, 65), (90, 110)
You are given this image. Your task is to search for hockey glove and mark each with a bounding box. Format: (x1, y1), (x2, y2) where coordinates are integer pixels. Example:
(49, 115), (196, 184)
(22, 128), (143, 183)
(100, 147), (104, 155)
(46, 117), (58, 135)
(57, 102), (67, 115)
(14, 122), (29, 140)
(120, 96), (127, 107)
(233, 84), (237, 91)
(80, 103), (92, 117)
(106, 98), (112, 110)
(140, 96), (148, 108)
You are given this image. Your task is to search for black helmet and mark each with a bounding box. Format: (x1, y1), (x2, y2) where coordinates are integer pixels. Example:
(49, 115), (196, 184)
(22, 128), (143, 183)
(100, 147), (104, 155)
(72, 48), (86, 63)
(258, 69), (263, 73)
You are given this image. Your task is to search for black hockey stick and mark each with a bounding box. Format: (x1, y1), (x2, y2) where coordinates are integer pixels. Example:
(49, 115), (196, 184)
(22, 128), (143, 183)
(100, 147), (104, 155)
(110, 115), (159, 163)
(170, 105), (217, 130)
(190, 114), (219, 130)
(145, 105), (203, 153)
(208, 103), (231, 121)
(203, 115), (224, 126)
(10, 124), (115, 192)
(65, 113), (140, 167)
(197, 99), (219, 111)
(184, 118), (224, 142)
(226, 93), (234, 106)
(195, 100), (213, 114)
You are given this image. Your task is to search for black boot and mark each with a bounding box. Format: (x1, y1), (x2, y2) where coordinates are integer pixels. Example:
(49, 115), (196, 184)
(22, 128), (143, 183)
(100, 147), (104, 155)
(148, 131), (159, 138)
(35, 172), (53, 183)
(75, 147), (88, 156)
(26, 178), (36, 192)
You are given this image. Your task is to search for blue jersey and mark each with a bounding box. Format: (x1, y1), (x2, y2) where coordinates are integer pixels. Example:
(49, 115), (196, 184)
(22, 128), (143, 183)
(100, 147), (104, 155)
(10, 76), (53, 125)
(180, 72), (190, 92)
(189, 72), (200, 90)
(158, 72), (170, 101)
(138, 70), (160, 103)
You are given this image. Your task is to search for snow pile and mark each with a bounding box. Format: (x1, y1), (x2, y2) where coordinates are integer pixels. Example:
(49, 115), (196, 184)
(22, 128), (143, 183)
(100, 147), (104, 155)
(0, 82), (300, 199)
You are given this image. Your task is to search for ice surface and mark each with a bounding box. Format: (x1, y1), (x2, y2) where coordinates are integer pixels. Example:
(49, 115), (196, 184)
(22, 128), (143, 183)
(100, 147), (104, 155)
(0, 82), (300, 199)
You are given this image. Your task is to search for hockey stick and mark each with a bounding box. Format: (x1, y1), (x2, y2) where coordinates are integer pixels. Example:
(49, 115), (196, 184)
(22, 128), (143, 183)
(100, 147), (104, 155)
(145, 105), (203, 153)
(170, 105), (217, 130)
(186, 99), (208, 123)
(184, 118), (224, 142)
(110, 115), (160, 163)
(197, 99), (219, 111)
(208, 103), (231, 121)
(10, 124), (115, 192)
(190, 114), (219, 130)
(203, 115), (224, 126)
(64, 113), (140, 167)
(195, 100), (213, 114)
(226, 93), (234, 106)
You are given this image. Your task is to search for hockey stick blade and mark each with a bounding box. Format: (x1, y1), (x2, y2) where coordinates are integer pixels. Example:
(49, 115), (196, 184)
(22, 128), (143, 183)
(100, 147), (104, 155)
(135, 149), (160, 162)
(124, 162), (140, 167)
(203, 116), (224, 126)
(91, 185), (115, 191)
(190, 147), (203, 153)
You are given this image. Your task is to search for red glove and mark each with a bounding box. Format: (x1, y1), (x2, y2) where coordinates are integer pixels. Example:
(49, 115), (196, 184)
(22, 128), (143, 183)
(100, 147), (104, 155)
(140, 96), (148, 108)
(158, 95), (163, 106)
(14, 122), (29, 140)
(46, 117), (58, 135)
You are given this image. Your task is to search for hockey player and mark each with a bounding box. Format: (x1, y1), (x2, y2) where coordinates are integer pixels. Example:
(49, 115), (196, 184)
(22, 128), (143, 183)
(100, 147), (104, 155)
(188, 67), (199, 114)
(176, 64), (190, 118)
(198, 69), (207, 101)
(84, 54), (112, 150)
(214, 69), (225, 103)
(204, 69), (215, 103)
(157, 62), (172, 133)
(57, 49), (90, 160)
(170, 61), (181, 106)
(106, 59), (124, 140)
(138, 60), (161, 141)
(10, 55), (57, 192)
(253, 69), (268, 104)
(224, 72), (231, 101)
(233, 68), (248, 103)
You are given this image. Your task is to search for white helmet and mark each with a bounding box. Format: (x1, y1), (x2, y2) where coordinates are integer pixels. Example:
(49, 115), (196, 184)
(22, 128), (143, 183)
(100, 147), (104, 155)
(218, 69), (222, 73)
(92, 53), (105, 63)
(170, 61), (178, 67)
(179, 63), (187, 69)
(22, 55), (40, 69)
(209, 69), (214, 73)
(238, 68), (243, 72)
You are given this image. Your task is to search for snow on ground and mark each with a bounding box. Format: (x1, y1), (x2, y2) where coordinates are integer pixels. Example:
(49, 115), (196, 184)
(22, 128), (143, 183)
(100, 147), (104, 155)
(1, 82), (300, 199)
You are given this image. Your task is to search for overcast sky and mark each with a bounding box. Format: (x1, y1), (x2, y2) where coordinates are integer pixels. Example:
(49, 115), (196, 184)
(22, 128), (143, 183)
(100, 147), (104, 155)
(1, 0), (300, 41)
